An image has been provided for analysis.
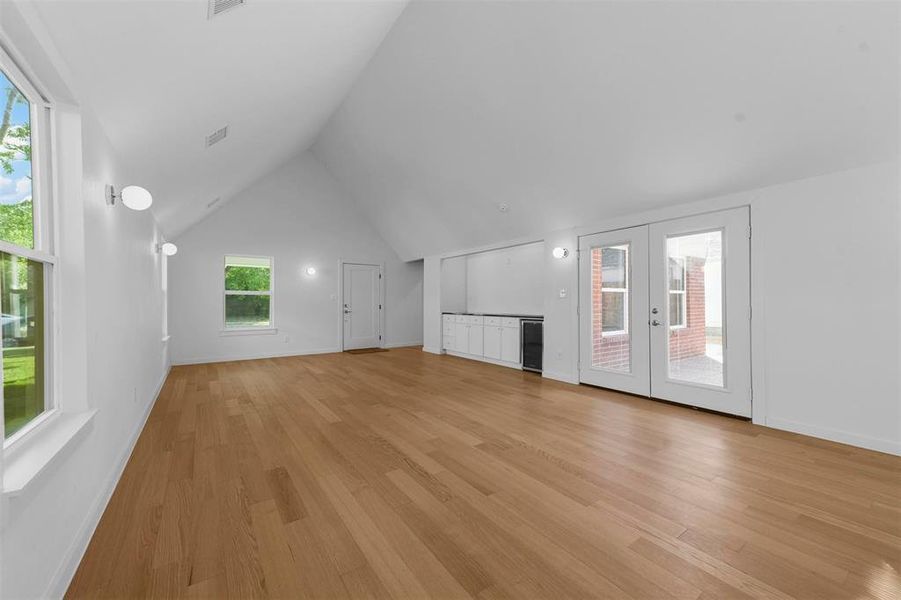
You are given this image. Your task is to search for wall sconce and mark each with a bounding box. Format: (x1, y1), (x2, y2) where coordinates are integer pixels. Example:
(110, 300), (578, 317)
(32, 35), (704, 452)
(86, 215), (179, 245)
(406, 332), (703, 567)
(552, 247), (569, 259)
(106, 184), (153, 211)
(159, 242), (178, 256)
(305, 266), (317, 276)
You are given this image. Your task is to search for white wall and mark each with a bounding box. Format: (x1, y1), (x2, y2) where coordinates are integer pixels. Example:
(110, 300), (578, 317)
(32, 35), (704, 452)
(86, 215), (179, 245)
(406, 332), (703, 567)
(751, 161), (899, 453)
(465, 242), (544, 315)
(169, 152), (423, 364)
(422, 256), (442, 354)
(1, 7), (170, 598)
(423, 160), (900, 455)
(440, 255), (467, 312)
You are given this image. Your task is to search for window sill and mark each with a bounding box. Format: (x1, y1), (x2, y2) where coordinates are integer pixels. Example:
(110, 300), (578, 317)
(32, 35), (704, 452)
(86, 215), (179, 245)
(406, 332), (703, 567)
(3, 409), (96, 497)
(219, 328), (278, 337)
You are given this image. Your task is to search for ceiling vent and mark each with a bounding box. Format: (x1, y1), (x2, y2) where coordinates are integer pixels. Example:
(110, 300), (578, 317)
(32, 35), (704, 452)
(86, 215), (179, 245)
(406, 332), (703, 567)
(208, 0), (245, 19)
(205, 126), (228, 148)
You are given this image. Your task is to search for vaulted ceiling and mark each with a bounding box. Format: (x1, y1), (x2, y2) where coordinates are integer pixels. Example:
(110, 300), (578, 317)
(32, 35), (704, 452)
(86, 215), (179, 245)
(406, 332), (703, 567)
(30, 0), (407, 236)
(313, 0), (899, 260)
(27, 1), (900, 260)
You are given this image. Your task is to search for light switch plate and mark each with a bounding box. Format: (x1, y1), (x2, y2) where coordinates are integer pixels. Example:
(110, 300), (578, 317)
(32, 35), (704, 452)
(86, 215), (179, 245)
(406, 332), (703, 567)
(559, 288), (567, 298)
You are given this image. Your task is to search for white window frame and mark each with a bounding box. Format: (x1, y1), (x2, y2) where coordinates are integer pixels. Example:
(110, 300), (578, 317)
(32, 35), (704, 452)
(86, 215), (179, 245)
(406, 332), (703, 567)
(0, 43), (58, 450)
(668, 256), (688, 330)
(599, 244), (629, 337)
(221, 254), (276, 334)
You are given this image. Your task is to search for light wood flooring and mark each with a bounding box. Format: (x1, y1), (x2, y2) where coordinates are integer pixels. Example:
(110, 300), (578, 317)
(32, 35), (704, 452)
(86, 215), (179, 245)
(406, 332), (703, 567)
(67, 347), (901, 599)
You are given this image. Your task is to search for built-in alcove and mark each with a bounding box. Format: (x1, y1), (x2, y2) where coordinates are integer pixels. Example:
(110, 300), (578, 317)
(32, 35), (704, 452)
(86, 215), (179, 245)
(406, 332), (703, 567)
(440, 241), (544, 316)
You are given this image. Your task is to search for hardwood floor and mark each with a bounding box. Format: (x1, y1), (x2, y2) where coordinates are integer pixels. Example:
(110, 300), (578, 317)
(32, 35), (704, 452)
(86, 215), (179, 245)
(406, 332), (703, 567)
(67, 347), (901, 599)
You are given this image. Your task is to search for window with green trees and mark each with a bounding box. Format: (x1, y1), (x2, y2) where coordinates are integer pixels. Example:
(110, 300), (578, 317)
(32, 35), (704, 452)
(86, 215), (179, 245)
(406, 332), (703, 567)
(224, 256), (273, 329)
(2, 59), (48, 441)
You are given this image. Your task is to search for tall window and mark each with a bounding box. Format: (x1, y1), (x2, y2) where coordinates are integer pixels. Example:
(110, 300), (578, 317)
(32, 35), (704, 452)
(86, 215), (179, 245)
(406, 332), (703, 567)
(1, 53), (53, 442)
(668, 256), (687, 329)
(600, 245), (629, 335)
(224, 255), (273, 329)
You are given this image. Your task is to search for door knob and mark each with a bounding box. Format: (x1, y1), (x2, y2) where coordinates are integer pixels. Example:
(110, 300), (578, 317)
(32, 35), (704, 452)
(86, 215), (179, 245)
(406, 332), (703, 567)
(652, 319), (662, 326)
(651, 307), (659, 314)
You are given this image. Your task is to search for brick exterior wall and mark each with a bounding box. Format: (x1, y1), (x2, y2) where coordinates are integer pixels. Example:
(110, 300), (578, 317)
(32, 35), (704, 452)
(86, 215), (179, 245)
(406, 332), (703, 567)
(591, 251), (707, 370)
(667, 256), (707, 360)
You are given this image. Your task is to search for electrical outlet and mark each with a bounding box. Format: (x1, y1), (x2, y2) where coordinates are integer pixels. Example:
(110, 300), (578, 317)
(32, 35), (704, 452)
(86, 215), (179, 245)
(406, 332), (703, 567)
(284, 335), (290, 343)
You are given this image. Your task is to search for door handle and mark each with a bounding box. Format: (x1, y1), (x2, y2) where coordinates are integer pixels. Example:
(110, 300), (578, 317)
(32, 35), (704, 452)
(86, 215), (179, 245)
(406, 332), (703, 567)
(652, 319), (662, 326)
(344, 309), (352, 314)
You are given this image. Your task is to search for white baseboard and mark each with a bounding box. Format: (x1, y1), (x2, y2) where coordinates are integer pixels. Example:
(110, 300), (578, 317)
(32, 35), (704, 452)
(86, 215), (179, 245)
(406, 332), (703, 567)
(45, 363), (172, 599)
(384, 341), (423, 349)
(422, 345), (443, 355)
(542, 369), (579, 385)
(765, 417), (901, 457)
(172, 347), (340, 366)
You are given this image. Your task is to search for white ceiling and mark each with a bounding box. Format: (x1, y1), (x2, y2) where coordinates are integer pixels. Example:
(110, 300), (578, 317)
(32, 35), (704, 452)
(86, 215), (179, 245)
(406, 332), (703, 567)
(31, 0), (407, 236)
(313, 1), (900, 260)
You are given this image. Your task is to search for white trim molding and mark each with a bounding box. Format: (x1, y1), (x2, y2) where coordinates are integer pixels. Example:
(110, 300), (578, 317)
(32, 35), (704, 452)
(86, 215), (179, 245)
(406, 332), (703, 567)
(172, 346), (341, 366)
(765, 417), (901, 457)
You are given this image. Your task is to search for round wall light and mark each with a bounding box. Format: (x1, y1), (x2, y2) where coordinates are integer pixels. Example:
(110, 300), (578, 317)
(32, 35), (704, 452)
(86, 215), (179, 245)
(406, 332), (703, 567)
(120, 185), (153, 211)
(160, 242), (178, 256)
(305, 266), (317, 276)
(552, 247), (569, 259)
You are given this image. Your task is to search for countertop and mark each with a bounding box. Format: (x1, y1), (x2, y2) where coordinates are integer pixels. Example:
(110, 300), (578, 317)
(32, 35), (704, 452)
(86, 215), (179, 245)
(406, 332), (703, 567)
(442, 312), (544, 319)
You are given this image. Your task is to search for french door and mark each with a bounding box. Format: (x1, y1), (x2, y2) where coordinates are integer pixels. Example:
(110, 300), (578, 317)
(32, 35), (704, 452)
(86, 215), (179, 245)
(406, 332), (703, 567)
(578, 226), (650, 396)
(579, 207), (751, 417)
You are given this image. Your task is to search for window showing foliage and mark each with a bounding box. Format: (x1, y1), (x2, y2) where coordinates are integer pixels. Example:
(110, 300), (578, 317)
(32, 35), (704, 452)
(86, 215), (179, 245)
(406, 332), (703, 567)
(0, 70), (33, 249)
(225, 265), (271, 291)
(224, 256), (272, 329)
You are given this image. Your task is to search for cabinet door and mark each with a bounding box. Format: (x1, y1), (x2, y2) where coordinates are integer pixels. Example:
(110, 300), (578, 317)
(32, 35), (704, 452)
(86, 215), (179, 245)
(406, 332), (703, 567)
(501, 326), (521, 363)
(442, 332), (454, 350)
(468, 324), (484, 356)
(483, 326), (501, 359)
(454, 323), (469, 353)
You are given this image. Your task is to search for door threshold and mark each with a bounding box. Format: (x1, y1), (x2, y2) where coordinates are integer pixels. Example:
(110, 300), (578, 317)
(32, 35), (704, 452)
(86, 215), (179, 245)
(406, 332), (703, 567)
(577, 382), (750, 421)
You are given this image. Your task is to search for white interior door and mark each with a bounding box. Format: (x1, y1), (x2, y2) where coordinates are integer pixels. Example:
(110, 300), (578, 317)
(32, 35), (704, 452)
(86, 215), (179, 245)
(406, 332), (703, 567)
(343, 263), (381, 350)
(649, 207), (751, 416)
(579, 226), (650, 396)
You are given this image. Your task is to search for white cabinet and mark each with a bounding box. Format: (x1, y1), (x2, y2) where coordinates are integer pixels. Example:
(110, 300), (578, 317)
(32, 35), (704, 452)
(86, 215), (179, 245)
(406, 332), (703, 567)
(442, 315), (455, 350)
(501, 323), (521, 363)
(467, 316), (484, 356)
(483, 325), (501, 359)
(454, 321), (469, 353)
(442, 313), (525, 369)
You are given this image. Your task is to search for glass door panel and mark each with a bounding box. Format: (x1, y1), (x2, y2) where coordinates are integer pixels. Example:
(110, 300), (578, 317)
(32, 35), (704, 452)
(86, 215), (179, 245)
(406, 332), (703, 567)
(665, 230), (724, 388)
(592, 244), (631, 373)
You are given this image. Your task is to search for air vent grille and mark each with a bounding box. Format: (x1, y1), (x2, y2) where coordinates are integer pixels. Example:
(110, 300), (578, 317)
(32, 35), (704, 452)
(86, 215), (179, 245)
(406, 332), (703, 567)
(205, 126), (228, 147)
(209, 0), (245, 18)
